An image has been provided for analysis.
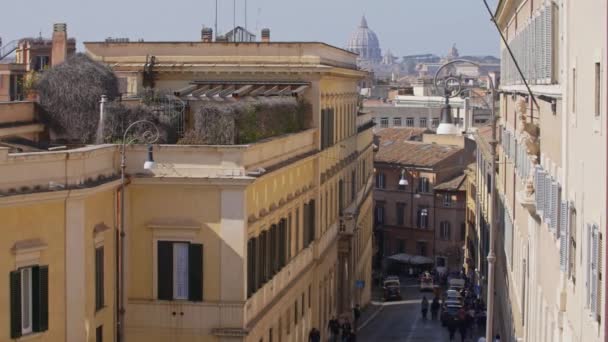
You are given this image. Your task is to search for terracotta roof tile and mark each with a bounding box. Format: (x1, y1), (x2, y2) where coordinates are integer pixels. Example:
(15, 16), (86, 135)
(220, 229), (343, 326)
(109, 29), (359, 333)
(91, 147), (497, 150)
(434, 173), (466, 191)
(374, 128), (462, 168)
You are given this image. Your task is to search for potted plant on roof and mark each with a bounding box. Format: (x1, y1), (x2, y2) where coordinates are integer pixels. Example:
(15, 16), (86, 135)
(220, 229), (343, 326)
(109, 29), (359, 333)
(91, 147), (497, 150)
(19, 70), (40, 101)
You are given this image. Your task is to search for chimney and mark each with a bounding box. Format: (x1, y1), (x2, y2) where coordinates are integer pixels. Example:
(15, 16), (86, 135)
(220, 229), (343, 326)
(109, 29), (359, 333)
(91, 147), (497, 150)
(201, 27), (213, 42)
(261, 28), (270, 43)
(51, 23), (68, 67)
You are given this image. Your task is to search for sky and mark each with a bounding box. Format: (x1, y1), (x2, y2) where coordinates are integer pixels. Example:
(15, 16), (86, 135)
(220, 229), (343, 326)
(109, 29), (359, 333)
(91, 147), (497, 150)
(1, 0), (500, 58)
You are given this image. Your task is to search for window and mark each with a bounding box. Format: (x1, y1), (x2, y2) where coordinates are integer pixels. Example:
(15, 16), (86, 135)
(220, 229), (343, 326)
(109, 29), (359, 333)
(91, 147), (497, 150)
(321, 108), (335, 149)
(96, 326), (103, 342)
(375, 205), (385, 225)
(431, 118), (439, 128)
(351, 170), (356, 201)
(375, 172), (386, 189)
(398, 240), (405, 253)
(95, 246), (104, 310)
(10, 265), (49, 338)
(33, 55), (50, 71)
(269, 328), (273, 342)
(380, 117), (389, 128)
(294, 301), (298, 324)
(440, 222), (451, 240)
(417, 208), (429, 228)
(460, 223), (466, 242)
(418, 177), (430, 193)
(569, 208), (577, 283)
(420, 118), (427, 128)
(301, 293), (305, 317)
(595, 63), (601, 117)
(416, 241), (427, 256)
(406, 117), (415, 127)
(157, 241), (203, 301)
(393, 117), (402, 126)
(396, 203), (406, 226)
(443, 194), (452, 207)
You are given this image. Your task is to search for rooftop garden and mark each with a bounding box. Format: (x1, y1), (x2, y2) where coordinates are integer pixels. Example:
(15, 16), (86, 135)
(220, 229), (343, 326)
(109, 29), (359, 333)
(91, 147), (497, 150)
(33, 53), (312, 146)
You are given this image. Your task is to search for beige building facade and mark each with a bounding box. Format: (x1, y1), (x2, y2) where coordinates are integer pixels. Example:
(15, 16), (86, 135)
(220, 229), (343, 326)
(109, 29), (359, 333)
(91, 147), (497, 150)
(470, 0), (607, 341)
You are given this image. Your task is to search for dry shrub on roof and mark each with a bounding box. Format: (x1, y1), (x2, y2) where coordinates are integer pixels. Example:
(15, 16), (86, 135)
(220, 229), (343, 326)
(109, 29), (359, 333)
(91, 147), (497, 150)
(37, 53), (119, 143)
(179, 97), (310, 145)
(101, 102), (178, 144)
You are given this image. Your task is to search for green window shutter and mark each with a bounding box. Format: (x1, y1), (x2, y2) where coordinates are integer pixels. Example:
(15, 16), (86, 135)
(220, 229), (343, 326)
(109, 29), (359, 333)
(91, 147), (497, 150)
(32, 265), (49, 332)
(188, 244), (203, 302)
(247, 239), (254, 297)
(10, 270), (22, 338)
(309, 200), (316, 242)
(157, 241), (173, 300)
(95, 247), (104, 310)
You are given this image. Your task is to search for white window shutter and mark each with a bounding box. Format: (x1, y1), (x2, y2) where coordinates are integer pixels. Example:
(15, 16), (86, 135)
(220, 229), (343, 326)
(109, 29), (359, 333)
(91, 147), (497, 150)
(544, 4), (553, 83)
(535, 167), (545, 214)
(559, 201), (569, 272)
(536, 11), (545, 83)
(591, 225), (599, 316)
(551, 182), (560, 233)
(544, 175), (552, 222)
(587, 224), (593, 308)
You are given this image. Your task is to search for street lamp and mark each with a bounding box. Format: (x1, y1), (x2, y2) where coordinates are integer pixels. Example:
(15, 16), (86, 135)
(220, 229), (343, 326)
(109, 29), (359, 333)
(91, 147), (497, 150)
(118, 120), (159, 342)
(399, 169), (409, 186)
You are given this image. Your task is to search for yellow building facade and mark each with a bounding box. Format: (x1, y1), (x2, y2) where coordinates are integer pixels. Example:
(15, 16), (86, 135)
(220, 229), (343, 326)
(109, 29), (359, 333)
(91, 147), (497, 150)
(0, 40), (373, 342)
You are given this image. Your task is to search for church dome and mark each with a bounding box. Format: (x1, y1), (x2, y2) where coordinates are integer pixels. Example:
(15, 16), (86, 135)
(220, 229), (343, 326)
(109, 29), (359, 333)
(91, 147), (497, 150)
(347, 16), (382, 63)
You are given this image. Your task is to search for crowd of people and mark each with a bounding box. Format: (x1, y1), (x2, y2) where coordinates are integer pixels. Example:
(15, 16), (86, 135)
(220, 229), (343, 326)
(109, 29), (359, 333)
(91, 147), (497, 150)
(309, 305), (361, 342)
(421, 270), (491, 342)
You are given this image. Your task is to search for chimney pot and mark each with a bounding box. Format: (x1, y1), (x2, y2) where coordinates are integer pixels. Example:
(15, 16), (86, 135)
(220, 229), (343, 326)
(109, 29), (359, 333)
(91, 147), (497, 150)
(261, 28), (270, 43)
(201, 27), (213, 42)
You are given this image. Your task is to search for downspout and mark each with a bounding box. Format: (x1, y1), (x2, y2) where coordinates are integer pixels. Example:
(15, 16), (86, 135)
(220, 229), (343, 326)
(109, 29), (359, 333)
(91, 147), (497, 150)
(605, 1), (608, 340)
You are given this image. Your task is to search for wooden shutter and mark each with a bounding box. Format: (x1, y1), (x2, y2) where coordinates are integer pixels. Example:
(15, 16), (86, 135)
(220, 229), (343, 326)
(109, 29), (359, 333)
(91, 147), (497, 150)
(157, 241), (173, 300)
(34, 266), (48, 332)
(270, 225), (278, 275)
(10, 270), (22, 338)
(265, 230), (272, 281)
(188, 244), (203, 302)
(303, 203), (309, 246)
(560, 201), (569, 272)
(416, 209), (421, 228)
(260, 231), (267, 284)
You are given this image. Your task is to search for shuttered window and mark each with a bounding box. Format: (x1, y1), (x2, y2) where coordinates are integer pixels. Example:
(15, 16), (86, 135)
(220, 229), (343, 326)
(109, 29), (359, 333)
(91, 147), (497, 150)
(550, 182), (561, 234)
(95, 247), (104, 311)
(157, 241), (203, 301)
(10, 265), (49, 338)
(559, 201), (570, 272)
(589, 224), (602, 321)
(96, 325), (103, 342)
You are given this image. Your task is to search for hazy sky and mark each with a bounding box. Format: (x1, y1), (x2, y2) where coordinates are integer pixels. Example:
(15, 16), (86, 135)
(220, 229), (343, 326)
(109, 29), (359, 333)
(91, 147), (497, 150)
(1, 0), (499, 57)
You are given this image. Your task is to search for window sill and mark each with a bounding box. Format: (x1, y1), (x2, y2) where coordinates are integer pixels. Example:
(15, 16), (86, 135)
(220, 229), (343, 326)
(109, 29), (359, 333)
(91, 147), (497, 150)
(95, 305), (106, 314)
(18, 332), (45, 341)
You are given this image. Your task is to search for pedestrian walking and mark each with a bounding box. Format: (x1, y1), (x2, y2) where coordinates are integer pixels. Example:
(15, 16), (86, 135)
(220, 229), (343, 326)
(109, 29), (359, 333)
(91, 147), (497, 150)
(328, 316), (340, 342)
(495, 334), (501, 342)
(458, 318), (468, 342)
(341, 320), (352, 341)
(431, 296), (440, 320)
(308, 328), (321, 342)
(447, 317), (457, 341)
(353, 304), (361, 329)
(421, 296), (429, 320)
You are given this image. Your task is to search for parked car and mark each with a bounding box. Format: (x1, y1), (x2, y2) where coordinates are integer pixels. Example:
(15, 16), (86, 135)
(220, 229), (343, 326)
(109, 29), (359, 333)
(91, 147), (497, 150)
(383, 276), (402, 301)
(448, 278), (465, 290)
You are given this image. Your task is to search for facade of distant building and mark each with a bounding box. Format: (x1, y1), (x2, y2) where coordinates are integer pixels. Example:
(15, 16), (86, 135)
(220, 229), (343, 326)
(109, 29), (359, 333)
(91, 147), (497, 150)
(0, 23), (75, 101)
(373, 128), (473, 270)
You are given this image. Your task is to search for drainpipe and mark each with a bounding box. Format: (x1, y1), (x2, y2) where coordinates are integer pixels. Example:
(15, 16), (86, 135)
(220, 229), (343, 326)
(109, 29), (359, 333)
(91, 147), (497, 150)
(605, 2), (608, 340)
(485, 80), (497, 342)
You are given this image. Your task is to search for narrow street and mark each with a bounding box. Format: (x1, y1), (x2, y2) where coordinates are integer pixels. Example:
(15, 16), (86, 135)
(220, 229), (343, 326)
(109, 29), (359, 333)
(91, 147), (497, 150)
(357, 277), (484, 342)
